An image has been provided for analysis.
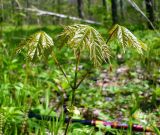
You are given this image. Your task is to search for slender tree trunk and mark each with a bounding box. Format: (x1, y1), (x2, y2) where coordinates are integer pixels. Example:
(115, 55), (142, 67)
(87, 0), (91, 13)
(26, 0), (29, 8)
(120, 0), (124, 20)
(87, 0), (92, 19)
(56, 0), (61, 23)
(57, 0), (61, 13)
(11, 0), (15, 14)
(145, 0), (155, 29)
(102, 0), (108, 26)
(37, 0), (41, 25)
(0, 0), (3, 39)
(102, 0), (107, 10)
(77, 0), (84, 18)
(26, 0), (30, 24)
(111, 0), (118, 24)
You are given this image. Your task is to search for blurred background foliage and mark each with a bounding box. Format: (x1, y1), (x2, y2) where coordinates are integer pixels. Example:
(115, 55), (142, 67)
(0, 0), (160, 28)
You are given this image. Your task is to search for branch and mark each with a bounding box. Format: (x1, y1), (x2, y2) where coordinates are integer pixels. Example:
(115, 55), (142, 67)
(18, 7), (102, 25)
(127, 0), (155, 30)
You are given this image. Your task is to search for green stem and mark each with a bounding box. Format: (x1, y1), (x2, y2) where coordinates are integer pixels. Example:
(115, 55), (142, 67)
(64, 51), (80, 135)
(64, 88), (76, 135)
(74, 51), (80, 88)
(24, 59), (29, 86)
(51, 52), (73, 89)
(106, 25), (118, 45)
(76, 71), (90, 89)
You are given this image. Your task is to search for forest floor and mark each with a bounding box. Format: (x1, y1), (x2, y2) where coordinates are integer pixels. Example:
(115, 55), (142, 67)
(1, 25), (160, 134)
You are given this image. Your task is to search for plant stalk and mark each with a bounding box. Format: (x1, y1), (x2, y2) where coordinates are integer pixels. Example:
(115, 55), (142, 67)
(64, 51), (80, 135)
(51, 52), (73, 89)
(76, 71), (90, 89)
(106, 25), (118, 45)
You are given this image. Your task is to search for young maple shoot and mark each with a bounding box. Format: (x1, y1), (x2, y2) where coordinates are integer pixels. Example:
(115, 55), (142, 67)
(17, 24), (147, 67)
(17, 24), (147, 135)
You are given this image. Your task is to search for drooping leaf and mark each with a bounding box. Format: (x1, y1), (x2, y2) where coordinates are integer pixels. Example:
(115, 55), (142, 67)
(108, 24), (147, 54)
(58, 24), (110, 66)
(17, 31), (54, 62)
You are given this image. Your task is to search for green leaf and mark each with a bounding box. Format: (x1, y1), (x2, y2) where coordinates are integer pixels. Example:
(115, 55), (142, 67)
(58, 24), (110, 67)
(17, 31), (54, 62)
(109, 24), (147, 54)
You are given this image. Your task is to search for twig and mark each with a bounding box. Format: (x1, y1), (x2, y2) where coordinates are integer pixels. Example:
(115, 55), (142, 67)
(17, 7), (102, 25)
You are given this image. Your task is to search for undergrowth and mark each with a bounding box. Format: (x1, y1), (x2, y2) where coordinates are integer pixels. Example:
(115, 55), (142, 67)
(0, 25), (159, 135)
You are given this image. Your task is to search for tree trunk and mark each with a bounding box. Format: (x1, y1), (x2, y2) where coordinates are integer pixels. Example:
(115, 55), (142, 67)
(11, 0), (15, 14)
(111, 0), (118, 24)
(145, 0), (155, 29)
(120, 0), (124, 20)
(77, 0), (84, 18)
(87, 0), (92, 19)
(26, 0), (30, 24)
(57, 0), (61, 13)
(102, 0), (107, 10)
(87, 0), (91, 12)
(0, 0), (3, 38)
(56, 0), (61, 23)
(26, 0), (29, 8)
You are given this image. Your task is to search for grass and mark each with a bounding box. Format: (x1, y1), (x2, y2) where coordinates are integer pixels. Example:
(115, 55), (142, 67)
(0, 24), (160, 134)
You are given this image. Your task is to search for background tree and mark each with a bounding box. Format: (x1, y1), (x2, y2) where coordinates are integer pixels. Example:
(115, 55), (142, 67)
(102, 0), (107, 11)
(26, 0), (30, 24)
(77, 0), (84, 18)
(145, 0), (155, 29)
(120, 0), (124, 20)
(111, 0), (118, 24)
(0, 0), (3, 38)
(11, 0), (15, 14)
(87, 0), (92, 19)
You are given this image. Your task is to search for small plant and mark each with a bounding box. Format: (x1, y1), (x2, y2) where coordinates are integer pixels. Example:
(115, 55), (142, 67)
(17, 24), (146, 134)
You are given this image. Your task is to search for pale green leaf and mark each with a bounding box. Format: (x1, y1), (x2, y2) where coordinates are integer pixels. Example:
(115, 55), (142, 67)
(17, 31), (54, 62)
(58, 24), (110, 66)
(109, 24), (147, 54)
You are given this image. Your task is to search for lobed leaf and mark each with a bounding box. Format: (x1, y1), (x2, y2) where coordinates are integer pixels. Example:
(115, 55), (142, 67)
(58, 24), (110, 67)
(109, 24), (147, 54)
(17, 31), (54, 62)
